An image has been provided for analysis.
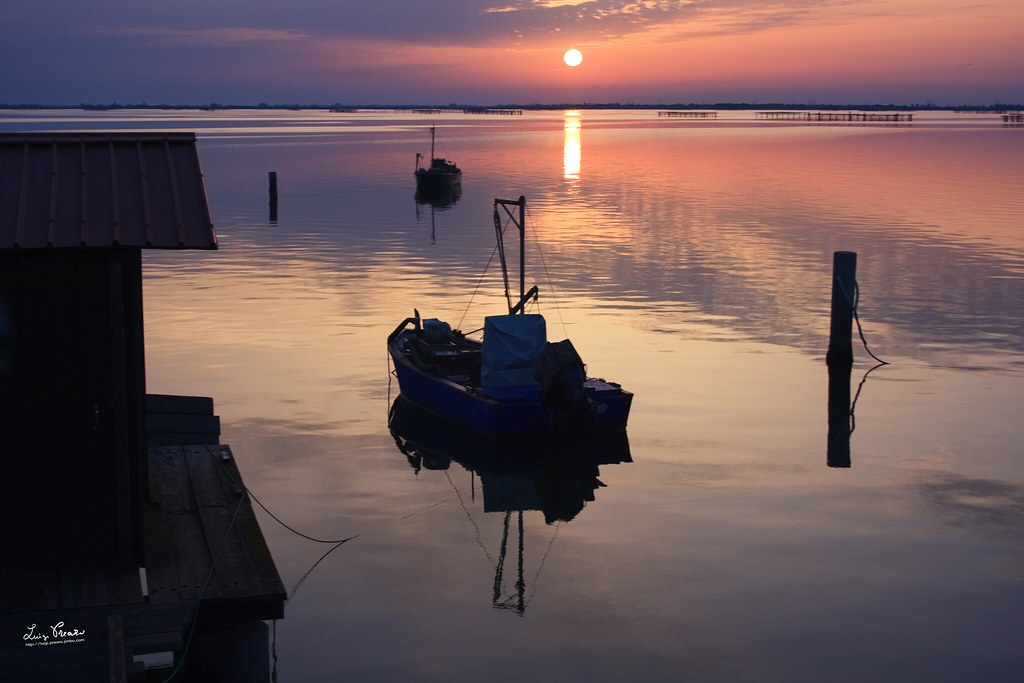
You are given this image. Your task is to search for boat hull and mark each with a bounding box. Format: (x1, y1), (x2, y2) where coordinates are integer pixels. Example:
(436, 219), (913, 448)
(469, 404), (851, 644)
(414, 169), (462, 191)
(389, 329), (631, 437)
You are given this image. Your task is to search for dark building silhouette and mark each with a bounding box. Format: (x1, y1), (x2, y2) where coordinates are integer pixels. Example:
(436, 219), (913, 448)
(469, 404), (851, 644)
(0, 132), (217, 567)
(0, 133), (281, 681)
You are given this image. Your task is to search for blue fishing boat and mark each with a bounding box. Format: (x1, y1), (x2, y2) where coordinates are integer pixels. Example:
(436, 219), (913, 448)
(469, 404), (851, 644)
(387, 196), (633, 437)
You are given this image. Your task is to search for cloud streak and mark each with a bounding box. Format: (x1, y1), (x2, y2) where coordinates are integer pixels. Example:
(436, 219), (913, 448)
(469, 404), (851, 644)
(475, 0), (874, 45)
(10, 0), (898, 46)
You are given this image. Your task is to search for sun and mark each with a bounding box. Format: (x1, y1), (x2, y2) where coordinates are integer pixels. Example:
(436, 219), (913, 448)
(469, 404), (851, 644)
(563, 49), (583, 67)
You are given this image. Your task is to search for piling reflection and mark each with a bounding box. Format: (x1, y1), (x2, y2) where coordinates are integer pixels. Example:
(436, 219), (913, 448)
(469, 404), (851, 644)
(827, 363), (852, 468)
(826, 362), (888, 468)
(388, 396), (631, 612)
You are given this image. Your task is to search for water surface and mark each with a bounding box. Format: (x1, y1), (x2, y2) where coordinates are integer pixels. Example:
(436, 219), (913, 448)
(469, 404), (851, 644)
(4, 108), (1023, 681)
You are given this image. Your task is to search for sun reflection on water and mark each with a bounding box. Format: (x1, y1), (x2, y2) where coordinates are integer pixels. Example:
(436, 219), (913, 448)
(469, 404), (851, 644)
(563, 110), (582, 187)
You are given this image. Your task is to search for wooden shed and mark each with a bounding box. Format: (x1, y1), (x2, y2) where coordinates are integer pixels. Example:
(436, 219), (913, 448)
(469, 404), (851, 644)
(0, 132), (284, 681)
(0, 132), (217, 568)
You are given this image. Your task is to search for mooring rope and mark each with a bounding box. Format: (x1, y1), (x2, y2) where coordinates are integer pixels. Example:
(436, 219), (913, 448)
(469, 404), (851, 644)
(837, 275), (889, 366)
(217, 455), (361, 545)
(848, 361), (886, 434)
(457, 239), (503, 331)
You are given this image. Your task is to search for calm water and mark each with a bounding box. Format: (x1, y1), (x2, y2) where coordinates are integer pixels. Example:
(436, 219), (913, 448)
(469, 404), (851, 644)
(4, 109), (1024, 681)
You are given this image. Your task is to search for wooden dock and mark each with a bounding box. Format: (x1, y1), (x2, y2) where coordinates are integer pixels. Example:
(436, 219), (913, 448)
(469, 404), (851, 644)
(757, 111), (913, 122)
(145, 443), (285, 623)
(658, 110), (717, 118)
(147, 393), (221, 446)
(0, 397), (285, 682)
(1002, 113), (1024, 124)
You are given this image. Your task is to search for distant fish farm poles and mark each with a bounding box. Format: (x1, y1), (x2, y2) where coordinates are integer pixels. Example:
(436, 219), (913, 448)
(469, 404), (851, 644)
(269, 171), (278, 222)
(757, 111), (913, 123)
(461, 108), (523, 115)
(826, 251), (857, 366)
(657, 111), (717, 118)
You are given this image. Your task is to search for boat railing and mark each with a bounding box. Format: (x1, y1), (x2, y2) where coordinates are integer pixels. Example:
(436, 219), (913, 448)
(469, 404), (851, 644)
(388, 309), (421, 342)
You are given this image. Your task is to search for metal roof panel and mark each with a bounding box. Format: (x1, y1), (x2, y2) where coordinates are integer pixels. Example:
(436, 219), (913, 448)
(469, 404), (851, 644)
(0, 133), (218, 250)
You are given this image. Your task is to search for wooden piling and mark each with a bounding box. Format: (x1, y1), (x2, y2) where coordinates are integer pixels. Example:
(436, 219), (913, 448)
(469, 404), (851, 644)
(268, 171), (278, 221)
(826, 251), (857, 366)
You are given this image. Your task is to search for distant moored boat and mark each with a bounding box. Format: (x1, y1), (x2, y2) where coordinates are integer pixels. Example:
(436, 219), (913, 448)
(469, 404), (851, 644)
(414, 125), (462, 191)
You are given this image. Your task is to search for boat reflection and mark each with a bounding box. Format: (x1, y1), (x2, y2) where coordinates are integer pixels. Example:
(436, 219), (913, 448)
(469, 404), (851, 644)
(414, 184), (462, 210)
(414, 186), (461, 243)
(388, 396), (631, 613)
(389, 396), (630, 521)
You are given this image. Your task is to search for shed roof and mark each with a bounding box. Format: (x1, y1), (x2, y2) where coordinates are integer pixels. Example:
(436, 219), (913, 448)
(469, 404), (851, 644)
(0, 132), (217, 250)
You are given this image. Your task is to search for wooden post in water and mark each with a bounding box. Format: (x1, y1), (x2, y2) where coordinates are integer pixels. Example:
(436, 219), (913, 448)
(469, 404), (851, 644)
(826, 251), (857, 366)
(268, 171), (278, 221)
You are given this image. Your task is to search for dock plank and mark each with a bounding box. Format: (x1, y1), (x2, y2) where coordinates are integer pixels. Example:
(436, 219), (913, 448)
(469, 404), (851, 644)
(108, 614), (127, 682)
(147, 445), (218, 602)
(9, 569), (60, 613)
(58, 567), (84, 609)
(145, 393), (220, 447)
(144, 442), (285, 618)
(145, 394), (214, 415)
(186, 445), (266, 601)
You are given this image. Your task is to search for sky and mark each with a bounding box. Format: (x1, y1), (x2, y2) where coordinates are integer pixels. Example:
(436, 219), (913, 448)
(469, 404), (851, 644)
(2, 0), (1022, 106)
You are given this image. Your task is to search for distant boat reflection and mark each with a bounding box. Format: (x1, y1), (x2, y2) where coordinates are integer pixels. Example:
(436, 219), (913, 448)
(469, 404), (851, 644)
(563, 110), (581, 186)
(414, 186), (461, 243)
(414, 184), (462, 210)
(388, 396), (631, 612)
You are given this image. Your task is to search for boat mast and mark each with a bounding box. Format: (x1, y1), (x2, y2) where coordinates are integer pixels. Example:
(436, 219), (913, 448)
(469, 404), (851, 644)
(494, 196), (527, 313)
(492, 510), (526, 614)
(430, 125), (436, 160)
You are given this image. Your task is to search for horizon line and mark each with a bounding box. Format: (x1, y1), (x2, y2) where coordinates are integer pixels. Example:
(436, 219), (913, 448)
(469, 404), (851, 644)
(2, 102), (1022, 112)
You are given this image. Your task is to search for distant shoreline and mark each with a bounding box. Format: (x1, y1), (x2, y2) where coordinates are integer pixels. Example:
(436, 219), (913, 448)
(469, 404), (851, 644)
(1, 102), (1021, 113)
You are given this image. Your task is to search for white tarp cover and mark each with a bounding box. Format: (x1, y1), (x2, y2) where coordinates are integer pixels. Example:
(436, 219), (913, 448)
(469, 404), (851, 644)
(481, 314), (547, 386)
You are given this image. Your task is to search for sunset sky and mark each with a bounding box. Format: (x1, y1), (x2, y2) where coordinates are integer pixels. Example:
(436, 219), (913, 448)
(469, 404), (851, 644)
(2, 0), (1022, 106)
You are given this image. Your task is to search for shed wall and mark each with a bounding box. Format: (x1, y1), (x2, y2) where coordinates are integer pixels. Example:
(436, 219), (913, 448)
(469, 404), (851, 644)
(0, 249), (146, 567)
